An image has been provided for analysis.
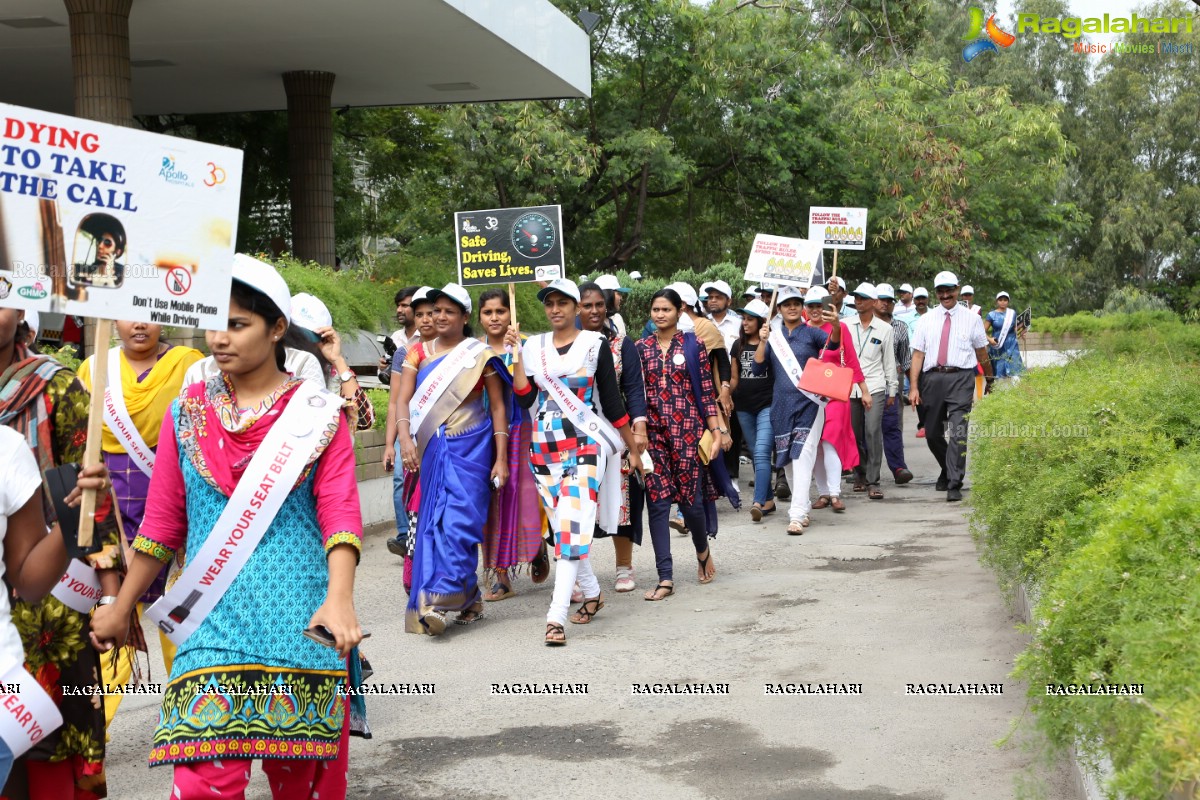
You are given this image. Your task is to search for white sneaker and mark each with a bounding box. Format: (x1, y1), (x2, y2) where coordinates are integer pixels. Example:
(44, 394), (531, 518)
(615, 567), (636, 593)
(731, 479), (741, 494)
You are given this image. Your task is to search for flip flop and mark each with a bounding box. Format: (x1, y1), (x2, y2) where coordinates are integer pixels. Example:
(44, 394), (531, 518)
(455, 603), (486, 625)
(644, 581), (675, 601)
(697, 550), (715, 584)
(483, 582), (515, 602)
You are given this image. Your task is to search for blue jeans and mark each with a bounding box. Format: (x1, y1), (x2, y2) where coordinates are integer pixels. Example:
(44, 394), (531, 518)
(737, 407), (774, 507)
(392, 442), (409, 540)
(0, 736), (12, 788)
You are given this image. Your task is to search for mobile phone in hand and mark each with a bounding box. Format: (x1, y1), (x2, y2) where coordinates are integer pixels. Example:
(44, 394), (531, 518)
(302, 625), (372, 648)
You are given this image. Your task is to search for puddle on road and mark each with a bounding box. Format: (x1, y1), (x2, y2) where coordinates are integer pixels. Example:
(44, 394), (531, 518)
(812, 538), (942, 579)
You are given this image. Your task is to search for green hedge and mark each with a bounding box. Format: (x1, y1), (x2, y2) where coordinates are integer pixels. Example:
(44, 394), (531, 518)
(1034, 310), (1178, 335)
(969, 321), (1200, 798)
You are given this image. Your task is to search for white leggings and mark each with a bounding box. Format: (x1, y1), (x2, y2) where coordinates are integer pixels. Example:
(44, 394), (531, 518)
(785, 407), (829, 521)
(814, 441), (842, 498)
(548, 557), (600, 626)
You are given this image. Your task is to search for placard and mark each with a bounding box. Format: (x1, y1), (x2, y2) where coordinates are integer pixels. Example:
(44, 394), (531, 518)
(1017, 306), (1032, 329)
(808, 206), (868, 250)
(744, 234), (823, 289)
(0, 102), (243, 331)
(454, 204), (564, 287)
(0, 660), (62, 758)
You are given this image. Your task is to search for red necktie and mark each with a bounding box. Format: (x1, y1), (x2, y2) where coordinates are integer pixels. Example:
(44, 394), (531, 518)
(936, 310), (952, 367)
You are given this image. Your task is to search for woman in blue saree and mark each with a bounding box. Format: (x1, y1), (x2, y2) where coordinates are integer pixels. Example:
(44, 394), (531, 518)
(397, 284), (510, 636)
(984, 291), (1025, 379)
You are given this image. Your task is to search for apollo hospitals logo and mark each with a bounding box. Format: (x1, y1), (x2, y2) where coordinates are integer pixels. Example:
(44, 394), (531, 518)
(962, 8), (1016, 61)
(159, 154), (194, 187)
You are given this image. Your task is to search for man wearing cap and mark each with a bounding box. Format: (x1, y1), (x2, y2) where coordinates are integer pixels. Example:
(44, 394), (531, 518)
(629, 270), (644, 282)
(908, 272), (991, 501)
(596, 274), (631, 337)
(846, 283), (897, 498)
(701, 280), (741, 351)
(826, 276), (853, 319)
(959, 285), (982, 316)
(895, 283), (916, 316)
(873, 283), (913, 485)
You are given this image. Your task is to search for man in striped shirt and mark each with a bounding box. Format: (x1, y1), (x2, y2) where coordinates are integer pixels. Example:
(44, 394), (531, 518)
(874, 283), (913, 485)
(908, 272), (992, 501)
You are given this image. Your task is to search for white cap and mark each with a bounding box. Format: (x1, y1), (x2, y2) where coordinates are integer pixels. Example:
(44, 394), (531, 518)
(802, 286), (830, 305)
(777, 287), (806, 304)
(668, 282), (699, 308)
(23, 309), (39, 336)
(428, 283), (472, 314)
(828, 276), (847, 291)
(411, 286), (435, 307)
(537, 278), (581, 303)
(913, 287), (930, 298)
(737, 299), (770, 320)
(996, 291), (1010, 300)
(629, 270), (643, 281)
(232, 253), (292, 323)
(845, 294), (857, 306)
(961, 284), (975, 295)
(743, 286), (759, 297)
(899, 283), (914, 294)
(852, 282), (876, 299)
(933, 271), (958, 288)
(700, 280), (733, 299)
(875, 283), (896, 300)
(290, 293), (333, 334)
(596, 274), (630, 293)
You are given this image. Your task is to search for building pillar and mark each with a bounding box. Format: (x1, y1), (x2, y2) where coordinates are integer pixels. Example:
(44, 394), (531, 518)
(282, 71), (336, 268)
(64, 0), (134, 128)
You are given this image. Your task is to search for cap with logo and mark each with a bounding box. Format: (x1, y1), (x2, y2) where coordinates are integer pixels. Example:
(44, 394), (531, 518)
(668, 282), (699, 308)
(536, 278), (581, 303)
(232, 253), (292, 324)
(913, 287), (930, 299)
(736, 298), (771, 320)
(852, 282), (876, 300)
(596, 274), (630, 294)
(700, 280), (733, 299)
(899, 283), (914, 294)
(291, 293), (333, 340)
(960, 284), (975, 295)
(802, 286), (829, 305)
(933, 271), (958, 288)
(427, 283), (473, 314)
(875, 283), (896, 300)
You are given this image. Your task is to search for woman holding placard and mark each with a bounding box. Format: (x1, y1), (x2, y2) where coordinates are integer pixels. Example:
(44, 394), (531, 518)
(397, 284), (510, 635)
(511, 279), (638, 645)
(0, 306), (124, 798)
(90, 255), (365, 799)
(77, 319), (203, 726)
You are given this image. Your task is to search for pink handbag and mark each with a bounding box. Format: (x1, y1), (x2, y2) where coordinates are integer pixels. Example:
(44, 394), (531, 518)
(798, 357), (853, 402)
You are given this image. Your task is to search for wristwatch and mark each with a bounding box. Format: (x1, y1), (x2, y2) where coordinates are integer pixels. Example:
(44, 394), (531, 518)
(339, 369), (356, 383)
(93, 595), (118, 609)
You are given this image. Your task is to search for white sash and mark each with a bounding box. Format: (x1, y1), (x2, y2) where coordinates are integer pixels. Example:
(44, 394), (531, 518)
(768, 327), (830, 406)
(0, 660), (62, 758)
(145, 380), (342, 646)
(49, 558), (103, 614)
(100, 348), (156, 476)
(526, 334), (622, 456)
(408, 338), (486, 441)
(996, 308), (1015, 348)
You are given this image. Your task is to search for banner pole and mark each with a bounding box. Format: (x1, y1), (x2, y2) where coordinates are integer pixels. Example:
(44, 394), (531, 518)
(77, 317), (113, 548)
(508, 283), (520, 365)
(830, 249), (838, 280)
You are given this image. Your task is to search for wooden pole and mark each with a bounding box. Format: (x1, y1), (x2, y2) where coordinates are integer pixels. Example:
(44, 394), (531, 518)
(76, 318), (113, 547)
(830, 249), (838, 280)
(507, 283), (520, 364)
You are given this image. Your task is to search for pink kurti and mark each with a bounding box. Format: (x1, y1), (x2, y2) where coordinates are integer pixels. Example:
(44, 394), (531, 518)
(814, 321), (863, 470)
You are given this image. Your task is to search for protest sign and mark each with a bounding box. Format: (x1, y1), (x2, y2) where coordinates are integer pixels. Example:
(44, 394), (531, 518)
(454, 205), (564, 287)
(1017, 306), (1032, 329)
(744, 234), (823, 289)
(808, 207), (868, 250)
(0, 102), (243, 331)
(0, 660), (62, 758)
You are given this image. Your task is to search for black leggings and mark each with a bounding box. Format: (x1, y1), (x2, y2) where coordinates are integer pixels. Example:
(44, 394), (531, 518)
(647, 495), (709, 582)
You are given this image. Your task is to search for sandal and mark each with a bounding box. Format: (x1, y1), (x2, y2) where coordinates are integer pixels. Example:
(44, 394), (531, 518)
(750, 503), (764, 522)
(544, 622), (566, 646)
(483, 581), (515, 602)
(852, 480), (867, 493)
(424, 610), (447, 636)
(530, 541), (550, 584)
(811, 495), (831, 510)
(787, 518), (807, 535)
(697, 550), (715, 584)
(868, 486), (884, 500)
(644, 581), (675, 601)
(830, 496), (846, 512)
(570, 595), (605, 624)
(455, 602), (485, 625)
(614, 566), (636, 593)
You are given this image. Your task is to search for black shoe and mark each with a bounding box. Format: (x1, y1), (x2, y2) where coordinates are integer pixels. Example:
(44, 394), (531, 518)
(935, 475), (948, 492)
(387, 536), (408, 557)
(894, 468), (914, 485)
(774, 472), (791, 500)
(946, 488), (962, 502)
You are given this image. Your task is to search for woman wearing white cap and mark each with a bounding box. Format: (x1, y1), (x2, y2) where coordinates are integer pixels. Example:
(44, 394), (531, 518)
(91, 255), (366, 799)
(512, 279), (639, 645)
(397, 284), (511, 635)
(985, 292), (1025, 378)
(729, 299), (777, 520)
(287, 292), (376, 430)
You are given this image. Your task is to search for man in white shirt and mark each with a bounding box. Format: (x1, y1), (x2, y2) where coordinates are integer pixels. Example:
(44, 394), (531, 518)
(895, 283), (916, 316)
(701, 280), (741, 350)
(908, 271), (992, 501)
(846, 283), (897, 498)
(959, 284), (982, 316)
(379, 286), (419, 382)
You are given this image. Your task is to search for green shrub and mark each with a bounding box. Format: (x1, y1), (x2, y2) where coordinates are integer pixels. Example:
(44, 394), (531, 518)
(1035, 310), (1178, 335)
(968, 349), (1200, 594)
(620, 262), (751, 337)
(366, 387), (390, 431)
(43, 344), (82, 372)
(1013, 450), (1200, 799)
(271, 255), (394, 332)
(1101, 286), (1170, 315)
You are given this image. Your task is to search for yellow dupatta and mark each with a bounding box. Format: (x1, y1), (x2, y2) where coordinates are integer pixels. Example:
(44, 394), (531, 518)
(77, 345), (204, 453)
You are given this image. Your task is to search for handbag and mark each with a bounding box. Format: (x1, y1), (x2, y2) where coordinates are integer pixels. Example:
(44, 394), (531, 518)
(698, 430), (714, 465)
(798, 333), (854, 403)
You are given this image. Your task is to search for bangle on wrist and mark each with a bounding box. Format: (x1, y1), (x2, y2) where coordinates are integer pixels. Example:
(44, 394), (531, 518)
(93, 595), (118, 610)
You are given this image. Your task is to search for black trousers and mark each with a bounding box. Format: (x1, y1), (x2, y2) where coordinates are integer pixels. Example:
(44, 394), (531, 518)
(917, 369), (974, 490)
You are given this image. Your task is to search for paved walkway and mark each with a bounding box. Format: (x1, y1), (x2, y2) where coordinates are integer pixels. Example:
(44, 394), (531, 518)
(105, 403), (1075, 799)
